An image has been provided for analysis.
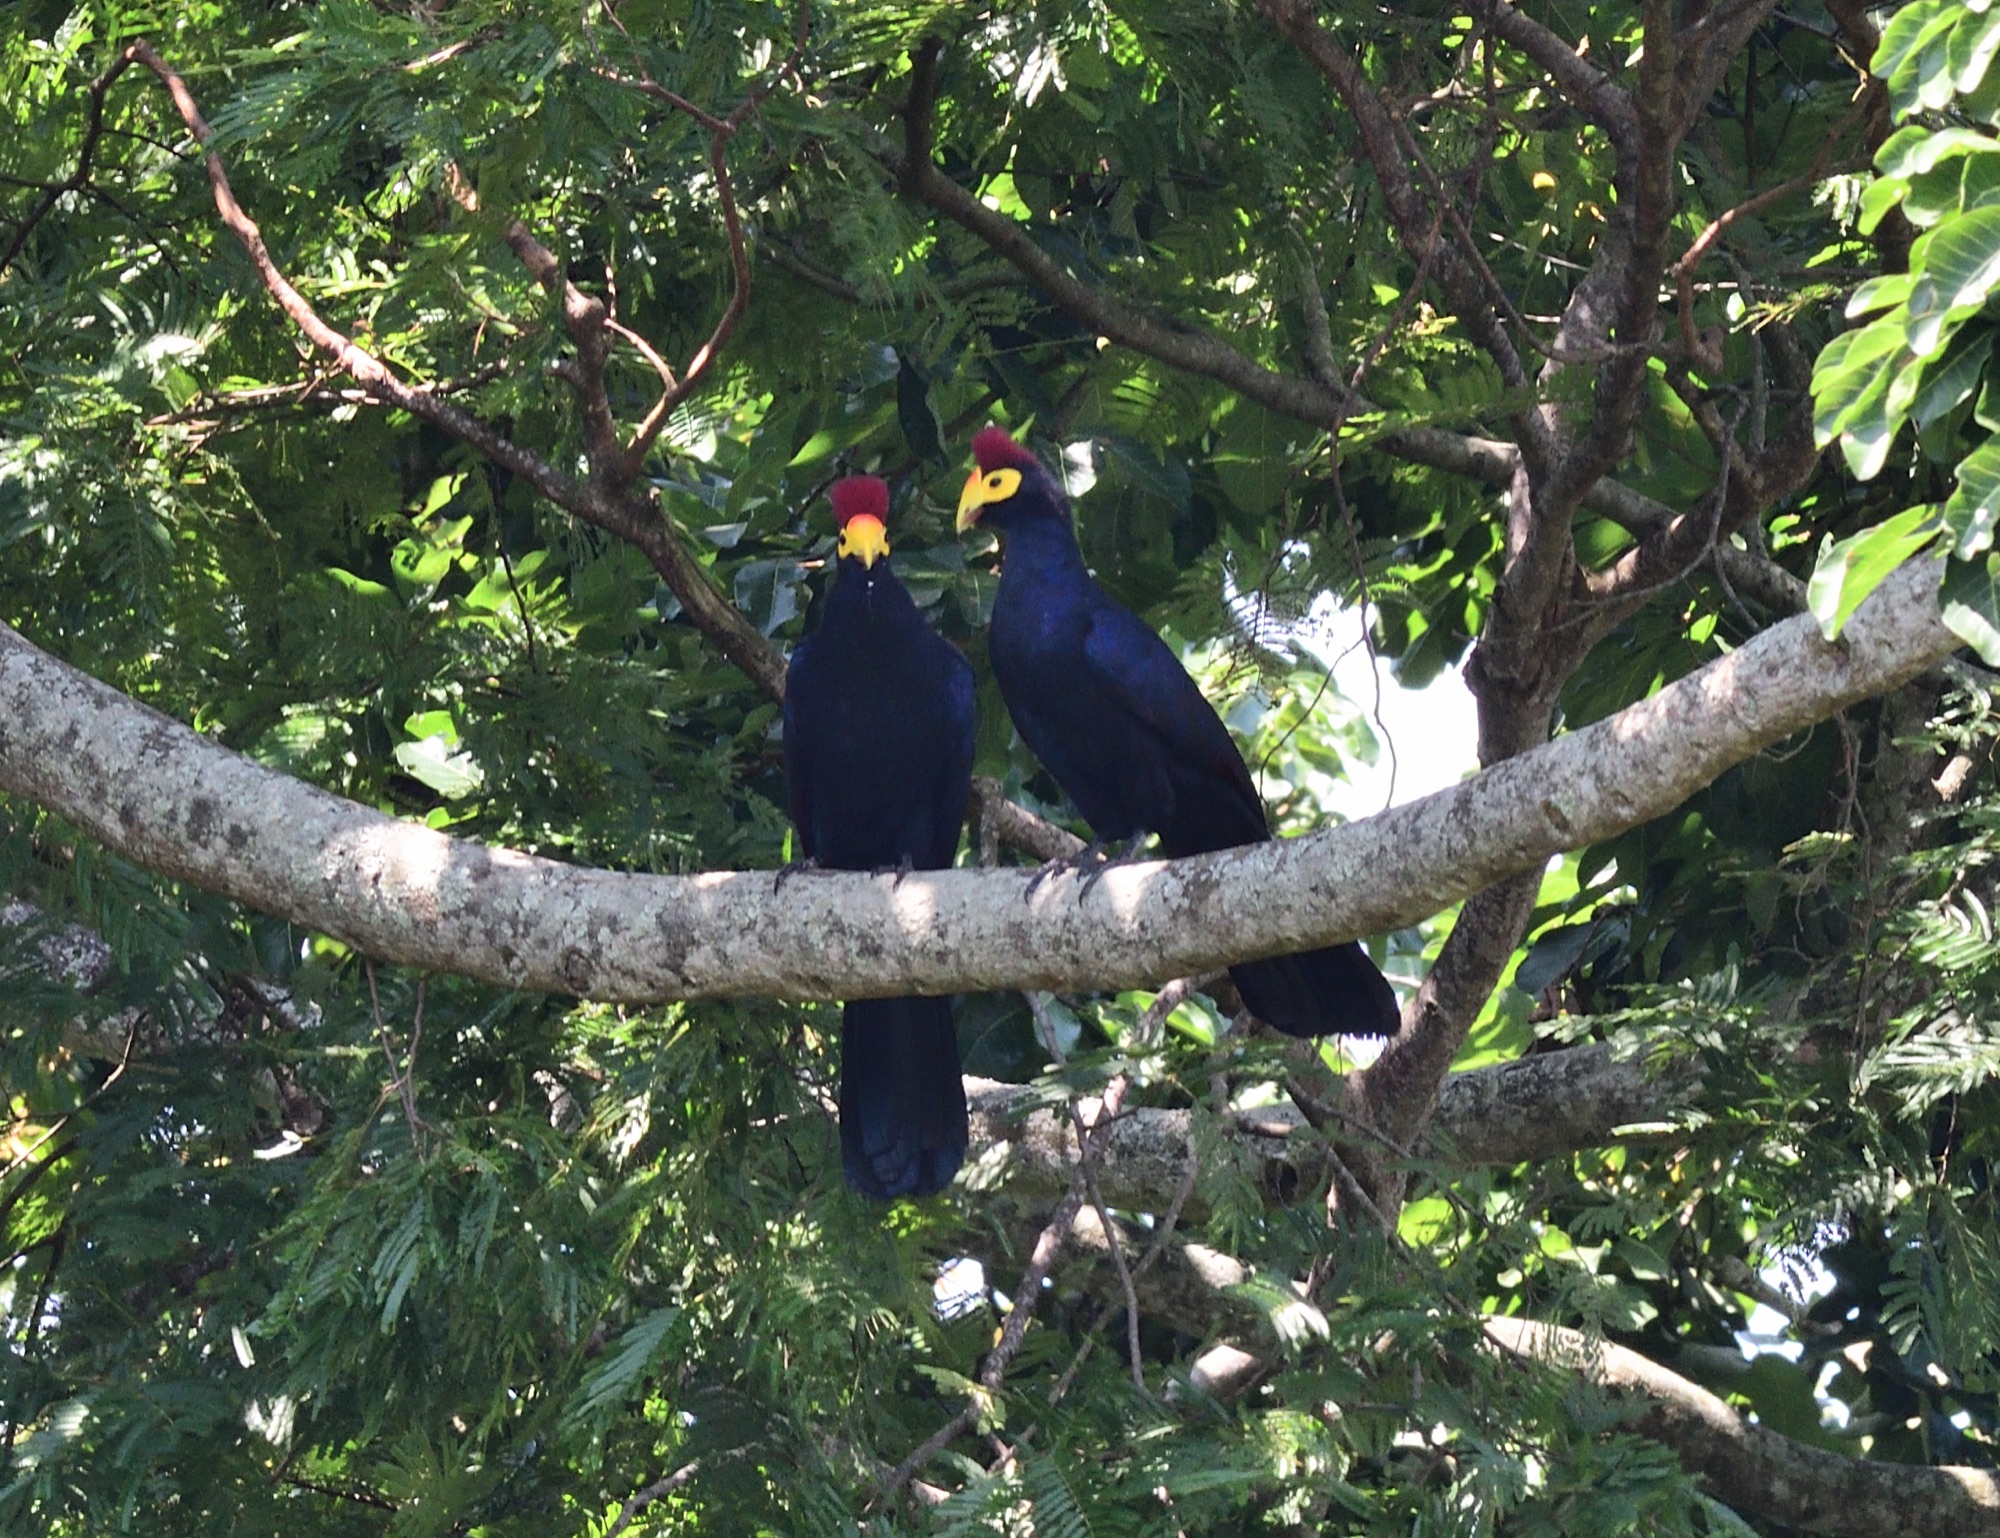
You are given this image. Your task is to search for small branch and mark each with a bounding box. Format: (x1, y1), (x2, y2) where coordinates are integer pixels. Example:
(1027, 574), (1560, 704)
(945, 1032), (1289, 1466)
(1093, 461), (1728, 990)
(591, 3), (813, 477)
(879, 120), (1360, 433)
(1673, 135), (1864, 365)
(366, 964), (431, 1153)
(618, 126), (752, 477)
(0, 49), (140, 277)
(971, 777), (1085, 864)
(1027, 994), (1147, 1394)
(280, 1475), (400, 1513)
(127, 44), (792, 701)
(604, 1461), (701, 1538)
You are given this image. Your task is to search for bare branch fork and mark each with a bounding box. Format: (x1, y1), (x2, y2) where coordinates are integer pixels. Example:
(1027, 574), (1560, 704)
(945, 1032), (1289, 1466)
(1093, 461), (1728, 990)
(0, 48), (144, 277)
(582, 0), (814, 478)
(122, 38), (793, 701)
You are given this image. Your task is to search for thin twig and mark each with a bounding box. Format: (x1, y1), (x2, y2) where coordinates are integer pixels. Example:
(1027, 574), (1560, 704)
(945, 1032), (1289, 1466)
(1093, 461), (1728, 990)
(876, 1068), (1135, 1507)
(593, 2), (814, 476)
(1672, 107), (1865, 363)
(366, 963), (429, 1150)
(1027, 993), (1148, 1394)
(0, 49), (141, 276)
(1, 1015), (136, 1184)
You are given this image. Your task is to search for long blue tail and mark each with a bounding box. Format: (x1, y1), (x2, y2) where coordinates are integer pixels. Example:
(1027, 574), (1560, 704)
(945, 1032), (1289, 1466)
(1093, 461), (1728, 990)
(1231, 940), (1400, 1038)
(839, 996), (968, 1199)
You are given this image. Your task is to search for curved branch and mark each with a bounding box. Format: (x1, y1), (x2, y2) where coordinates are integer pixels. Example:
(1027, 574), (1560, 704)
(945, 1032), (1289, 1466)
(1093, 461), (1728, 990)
(0, 559), (1953, 1002)
(1484, 1316), (2000, 1537)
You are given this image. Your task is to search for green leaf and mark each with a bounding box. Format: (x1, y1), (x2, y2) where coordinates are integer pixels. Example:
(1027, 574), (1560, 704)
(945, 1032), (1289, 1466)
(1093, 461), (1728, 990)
(1909, 326), (1994, 429)
(565, 1309), (680, 1427)
(1949, 8), (2000, 95)
(1858, 175), (1910, 236)
(1917, 204), (2000, 315)
(1941, 551), (2000, 663)
(393, 734), (484, 798)
(1946, 438), (2000, 557)
(1807, 505), (1942, 640)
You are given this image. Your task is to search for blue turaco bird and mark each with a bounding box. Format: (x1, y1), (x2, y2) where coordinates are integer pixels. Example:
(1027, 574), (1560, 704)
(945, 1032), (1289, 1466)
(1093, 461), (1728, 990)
(784, 475), (976, 1197)
(955, 427), (1398, 1039)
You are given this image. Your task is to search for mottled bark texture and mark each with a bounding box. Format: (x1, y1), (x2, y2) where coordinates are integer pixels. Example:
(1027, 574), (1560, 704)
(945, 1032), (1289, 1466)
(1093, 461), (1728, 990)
(0, 559), (1954, 1002)
(1485, 1317), (2000, 1537)
(966, 1040), (1703, 1211)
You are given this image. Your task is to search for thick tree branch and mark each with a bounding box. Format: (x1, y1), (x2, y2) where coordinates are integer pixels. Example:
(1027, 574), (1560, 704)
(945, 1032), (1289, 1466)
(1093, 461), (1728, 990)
(1471, 1), (1636, 141)
(1484, 1316), (2000, 1537)
(1349, 870), (1544, 1175)
(957, 1227), (2000, 1538)
(969, 1040), (1705, 1210)
(0, 559), (1953, 1002)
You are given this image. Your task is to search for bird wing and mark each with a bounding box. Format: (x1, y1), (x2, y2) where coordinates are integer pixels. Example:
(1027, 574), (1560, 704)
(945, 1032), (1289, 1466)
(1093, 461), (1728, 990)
(1078, 598), (1266, 833)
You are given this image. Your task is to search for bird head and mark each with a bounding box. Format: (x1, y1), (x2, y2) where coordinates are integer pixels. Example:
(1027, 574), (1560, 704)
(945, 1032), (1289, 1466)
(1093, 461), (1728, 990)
(829, 475), (891, 568)
(955, 426), (1064, 534)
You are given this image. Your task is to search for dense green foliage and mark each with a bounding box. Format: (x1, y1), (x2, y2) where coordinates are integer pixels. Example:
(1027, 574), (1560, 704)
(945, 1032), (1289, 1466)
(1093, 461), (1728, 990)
(5, 1), (2000, 1534)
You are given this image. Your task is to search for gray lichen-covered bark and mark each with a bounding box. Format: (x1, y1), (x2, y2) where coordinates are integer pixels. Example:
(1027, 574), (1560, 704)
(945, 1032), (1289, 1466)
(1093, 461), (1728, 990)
(967, 1040), (1704, 1210)
(0, 559), (1954, 1002)
(1484, 1317), (2000, 1537)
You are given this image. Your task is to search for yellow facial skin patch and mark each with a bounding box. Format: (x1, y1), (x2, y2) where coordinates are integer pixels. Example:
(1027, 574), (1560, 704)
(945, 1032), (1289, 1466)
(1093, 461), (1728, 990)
(955, 467), (1022, 530)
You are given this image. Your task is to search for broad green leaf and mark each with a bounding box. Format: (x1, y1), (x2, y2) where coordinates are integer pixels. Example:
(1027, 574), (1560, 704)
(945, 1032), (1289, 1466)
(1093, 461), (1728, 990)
(1807, 505), (1942, 640)
(1880, 3), (1965, 116)
(1909, 327), (1994, 428)
(1949, 8), (2000, 95)
(393, 733), (484, 798)
(1918, 203), (2000, 314)
(1941, 551), (2000, 663)
(1858, 174), (1910, 235)
(1812, 317), (1909, 450)
(1946, 438), (2000, 557)
(1846, 271), (1915, 317)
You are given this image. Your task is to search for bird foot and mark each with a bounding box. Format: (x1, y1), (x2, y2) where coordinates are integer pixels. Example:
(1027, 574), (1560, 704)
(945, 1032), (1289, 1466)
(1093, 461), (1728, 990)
(868, 855), (917, 887)
(1022, 833), (1152, 904)
(1075, 833), (1153, 900)
(1023, 839), (1109, 902)
(771, 856), (824, 893)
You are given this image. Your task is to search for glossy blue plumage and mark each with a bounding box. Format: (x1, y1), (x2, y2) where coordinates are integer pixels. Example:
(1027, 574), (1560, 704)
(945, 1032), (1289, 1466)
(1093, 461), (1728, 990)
(784, 505), (975, 1198)
(972, 440), (1399, 1038)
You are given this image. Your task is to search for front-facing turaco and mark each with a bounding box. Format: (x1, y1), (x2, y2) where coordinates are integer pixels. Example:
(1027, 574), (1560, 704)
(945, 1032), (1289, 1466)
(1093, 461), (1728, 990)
(784, 475), (976, 1198)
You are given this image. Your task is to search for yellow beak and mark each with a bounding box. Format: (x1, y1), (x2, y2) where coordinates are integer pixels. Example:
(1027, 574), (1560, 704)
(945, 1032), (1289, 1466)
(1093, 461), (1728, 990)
(956, 466), (1022, 532)
(837, 513), (889, 569)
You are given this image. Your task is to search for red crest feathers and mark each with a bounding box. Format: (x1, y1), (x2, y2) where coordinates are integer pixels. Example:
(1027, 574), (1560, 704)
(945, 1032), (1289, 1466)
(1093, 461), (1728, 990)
(828, 475), (889, 527)
(972, 426), (1037, 473)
